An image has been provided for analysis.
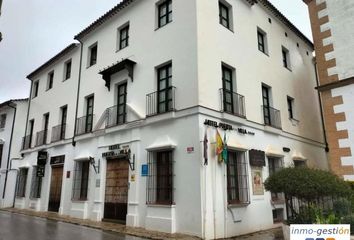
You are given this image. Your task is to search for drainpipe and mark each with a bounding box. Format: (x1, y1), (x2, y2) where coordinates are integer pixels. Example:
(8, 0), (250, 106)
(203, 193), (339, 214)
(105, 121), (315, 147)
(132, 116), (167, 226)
(72, 40), (84, 147)
(23, 83), (33, 150)
(2, 102), (17, 199)
(313, 58), (329, 152)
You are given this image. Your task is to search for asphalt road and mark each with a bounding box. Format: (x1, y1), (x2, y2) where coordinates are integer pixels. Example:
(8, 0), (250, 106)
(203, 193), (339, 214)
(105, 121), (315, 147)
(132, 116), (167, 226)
(0, 211), (146, 240)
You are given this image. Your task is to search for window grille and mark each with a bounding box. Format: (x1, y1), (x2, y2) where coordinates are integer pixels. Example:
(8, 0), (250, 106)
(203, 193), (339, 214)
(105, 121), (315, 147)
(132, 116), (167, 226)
(227, 151), (249, 204)
(72, 161), (90, 201)
(147, 150), (174, 205)
(16, 168), (28, 198)
(30, 166), (42, 199)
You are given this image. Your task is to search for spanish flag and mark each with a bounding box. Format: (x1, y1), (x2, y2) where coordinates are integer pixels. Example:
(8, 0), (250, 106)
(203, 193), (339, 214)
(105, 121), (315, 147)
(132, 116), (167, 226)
(216, 130), (223, 163)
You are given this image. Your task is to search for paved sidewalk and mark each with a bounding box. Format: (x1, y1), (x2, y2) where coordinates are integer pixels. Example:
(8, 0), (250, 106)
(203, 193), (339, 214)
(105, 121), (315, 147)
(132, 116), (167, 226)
(1, 208), (283, 240)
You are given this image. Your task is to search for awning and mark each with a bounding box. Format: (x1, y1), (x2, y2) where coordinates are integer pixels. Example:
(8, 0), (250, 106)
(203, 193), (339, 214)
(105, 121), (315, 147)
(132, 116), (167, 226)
(74, 156), (93, 162)
(146, 136), (177, 152)
(292, 151), (307, 161)
(99, 59), (136, 90)
(265, 145), (284, 157)
(226, 136), (249, 152)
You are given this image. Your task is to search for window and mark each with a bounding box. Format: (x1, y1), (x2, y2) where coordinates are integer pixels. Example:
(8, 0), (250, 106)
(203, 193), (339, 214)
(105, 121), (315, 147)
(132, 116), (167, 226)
(47, 71), (54, 90)
(282, 46), (290, 69)
(227, 151), (249, 204)
(222, 65), (234, 113)
(0, 114), (6, 128)
(60, 105), (67, 139)
(257, 28), (268, 54)
(32, 81), (39, 98)
(147, 150), (174, 205)
(30, 166), (42, 199)
(117, 83), (127, 124)
(287, 96), (294, 119)
(262, 85), (271, 125)
(64, 60), (72, 80)
(85, 96), (94, 132)
(219, 1), (231, 29)
(88, 43), (98, 67)
(0, 144), (3, 168)
(294, 160), (306, 168)
(16, 168), (28, 198)
(158, 0), (172, 28)
(157, 64), (173, 113)
(72, 161), (90, 201)
(268, 157), (283, 202)
(119, 25), (129, 50)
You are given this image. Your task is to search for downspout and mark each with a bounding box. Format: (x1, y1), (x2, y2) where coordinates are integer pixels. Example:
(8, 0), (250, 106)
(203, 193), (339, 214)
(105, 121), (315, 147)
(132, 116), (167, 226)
(72, 40), (84, 146)
(23, 83), (33, 148)
(2, 102), (16, 199)
(313, 59), (329, 152)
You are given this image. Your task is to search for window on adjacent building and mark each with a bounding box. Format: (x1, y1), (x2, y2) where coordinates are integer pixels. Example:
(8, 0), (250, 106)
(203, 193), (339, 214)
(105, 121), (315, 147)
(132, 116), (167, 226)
(219, 1), (231, 30)
(0, 144), (3, 168)
(0, 114), (6, 128)
(32, 81), (39, 98)
(287, 96), (294, 119)
(16, 168), (28, 198)
(64, 60), (72, 80)
(257, 28), (268, 54)
(119, 25), (129, 50)
(30, 166), (42, 199)
(157, 63), (173, 113)
(282, 46), (291, 69)
(227, 151), (249, 204)
(72, 160), (90, 201)
(147, 150), (174, 205)
(47, 71), (54, 90)
(157, 0), (172, 28)
(88, 43), (98, 67)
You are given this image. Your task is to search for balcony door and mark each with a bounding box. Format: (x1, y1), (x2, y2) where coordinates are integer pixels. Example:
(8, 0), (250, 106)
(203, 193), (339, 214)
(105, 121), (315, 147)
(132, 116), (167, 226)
(117, 83), (127, 125)
(222, 66), (234, 113)
(43, 113), (49, 144)
(60, 106), (67, 140)
(262, 86), (271, 125)
(157, 64), (173, 114)
(85, 96), (94, 132)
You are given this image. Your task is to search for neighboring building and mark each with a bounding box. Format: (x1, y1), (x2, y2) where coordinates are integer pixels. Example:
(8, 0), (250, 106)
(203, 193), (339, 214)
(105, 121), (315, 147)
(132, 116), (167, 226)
(0, 98), (28, 208)
(15, 0), (327, 239)
(303, 0), (354, 180)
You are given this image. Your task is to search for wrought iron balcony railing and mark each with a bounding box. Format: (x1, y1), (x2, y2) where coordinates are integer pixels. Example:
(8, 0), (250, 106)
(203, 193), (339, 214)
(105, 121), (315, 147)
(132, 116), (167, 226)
(262, 105), (282, 129)
(75, 115), (94, 136)
(22, 135), (32, 150)
(35, 130), (48, 147)
(220, 88), (246, 118)
(146, 86), (176, 117)
(51, 124), (66, 143)
(106, 105), (126, 128)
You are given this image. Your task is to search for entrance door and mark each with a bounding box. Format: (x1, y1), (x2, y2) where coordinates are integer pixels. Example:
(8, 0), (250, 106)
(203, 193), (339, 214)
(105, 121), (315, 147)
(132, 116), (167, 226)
(48, 166), (63, 212)
(104, 159), (129, 222)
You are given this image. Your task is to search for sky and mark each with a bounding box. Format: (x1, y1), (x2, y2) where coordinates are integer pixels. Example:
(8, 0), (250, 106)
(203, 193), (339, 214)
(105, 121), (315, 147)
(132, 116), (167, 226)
(0, 0), (312, 103)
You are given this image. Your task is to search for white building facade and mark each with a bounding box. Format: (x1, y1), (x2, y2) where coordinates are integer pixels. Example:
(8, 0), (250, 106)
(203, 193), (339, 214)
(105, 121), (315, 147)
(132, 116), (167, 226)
(0, 99), (28, 208)
(15, 0), (328, 239)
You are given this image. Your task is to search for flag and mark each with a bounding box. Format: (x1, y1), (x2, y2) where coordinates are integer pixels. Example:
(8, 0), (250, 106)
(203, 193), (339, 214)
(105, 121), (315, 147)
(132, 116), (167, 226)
(216, 130), (223, 163)
(203, 130), (208, 165)
(222, 133), (228, 164)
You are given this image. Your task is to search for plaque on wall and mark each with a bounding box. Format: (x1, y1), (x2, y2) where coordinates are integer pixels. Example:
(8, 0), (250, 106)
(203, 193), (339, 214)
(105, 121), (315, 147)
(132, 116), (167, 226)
(252, 167), (264, 195)
(50, 155), (65, 165)
(249, 149), (266, 167)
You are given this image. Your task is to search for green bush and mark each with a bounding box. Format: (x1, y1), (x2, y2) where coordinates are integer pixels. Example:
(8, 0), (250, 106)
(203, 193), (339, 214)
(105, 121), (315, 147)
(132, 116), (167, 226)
(264, 167), (352, 200)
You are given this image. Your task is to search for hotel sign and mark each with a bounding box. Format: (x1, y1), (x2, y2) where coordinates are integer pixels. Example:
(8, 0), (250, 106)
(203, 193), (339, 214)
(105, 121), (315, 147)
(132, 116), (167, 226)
(204, 119), (255, 135)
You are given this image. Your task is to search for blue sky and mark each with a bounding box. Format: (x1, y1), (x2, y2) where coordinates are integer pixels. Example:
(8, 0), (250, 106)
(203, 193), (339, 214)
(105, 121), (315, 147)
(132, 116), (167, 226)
(0, 0), (311, 102)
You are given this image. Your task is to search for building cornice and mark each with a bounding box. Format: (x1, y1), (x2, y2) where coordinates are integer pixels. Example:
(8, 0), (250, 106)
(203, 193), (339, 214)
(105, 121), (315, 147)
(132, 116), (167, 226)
(26, 43), (79, 80)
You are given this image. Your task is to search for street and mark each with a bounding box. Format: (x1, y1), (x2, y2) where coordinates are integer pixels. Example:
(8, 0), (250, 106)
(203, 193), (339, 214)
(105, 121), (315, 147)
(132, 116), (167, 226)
(0, 211), (146, 240)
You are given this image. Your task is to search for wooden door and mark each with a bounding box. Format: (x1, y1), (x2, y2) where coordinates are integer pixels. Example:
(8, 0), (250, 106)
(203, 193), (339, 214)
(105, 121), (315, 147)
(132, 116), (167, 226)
(104, 159), (129, 222)
(48, 166), (63, 212)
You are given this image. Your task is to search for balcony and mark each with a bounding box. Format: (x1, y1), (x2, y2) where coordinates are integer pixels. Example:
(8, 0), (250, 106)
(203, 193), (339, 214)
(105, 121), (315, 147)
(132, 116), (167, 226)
(51, 124), (66, 143)
(75, 115), (94, 136)
(106, 105), (126, 128)
(220, 88), (246, 118)
(22, 135), (32, 150)
(35, 130), (48, 147)
(146, 86), (176, 117)
(262, 105), (282, 129)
